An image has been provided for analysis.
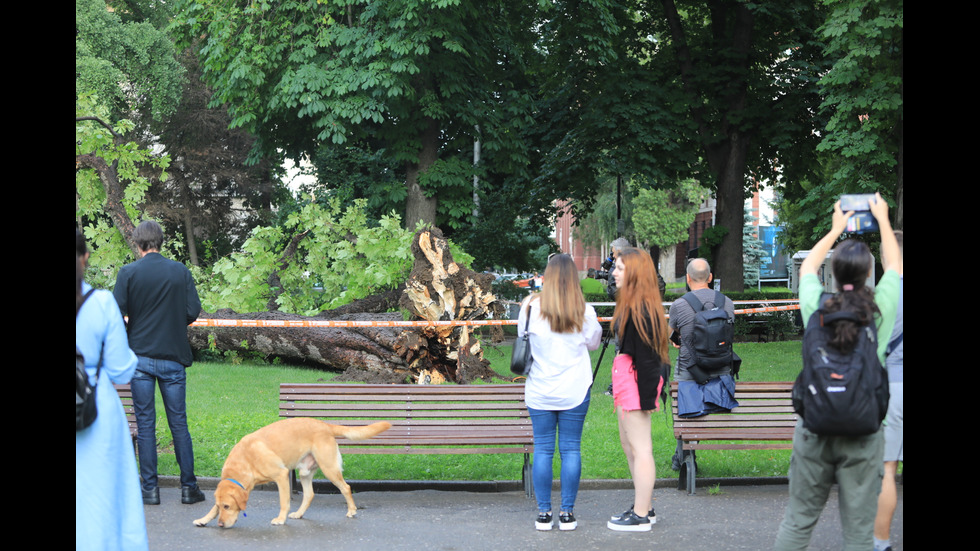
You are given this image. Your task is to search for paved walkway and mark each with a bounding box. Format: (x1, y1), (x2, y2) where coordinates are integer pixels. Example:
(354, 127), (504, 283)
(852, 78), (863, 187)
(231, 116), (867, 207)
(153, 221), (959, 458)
(145, 479), (902, 550)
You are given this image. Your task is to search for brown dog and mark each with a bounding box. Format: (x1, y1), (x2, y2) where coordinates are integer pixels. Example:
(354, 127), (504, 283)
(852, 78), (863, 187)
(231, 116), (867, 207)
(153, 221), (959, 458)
(193, 418), (392, 528)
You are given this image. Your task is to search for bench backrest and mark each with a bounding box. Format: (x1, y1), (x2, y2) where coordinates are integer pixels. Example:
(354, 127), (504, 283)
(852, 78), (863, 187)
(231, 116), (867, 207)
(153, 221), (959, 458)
(671, 381), (797, 443)
(279, 383), (533, 454)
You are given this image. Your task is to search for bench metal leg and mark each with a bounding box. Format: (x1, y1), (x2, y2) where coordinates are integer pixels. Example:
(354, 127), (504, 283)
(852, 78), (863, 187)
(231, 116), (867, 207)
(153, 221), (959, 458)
(682, 451), (696, 495)
(522, 453), (533, 499)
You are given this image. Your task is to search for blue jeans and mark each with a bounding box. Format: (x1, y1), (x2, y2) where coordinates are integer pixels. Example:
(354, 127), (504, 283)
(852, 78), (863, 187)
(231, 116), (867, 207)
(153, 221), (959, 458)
(131, 356), (197, 490)
(527, 395), (590, 513)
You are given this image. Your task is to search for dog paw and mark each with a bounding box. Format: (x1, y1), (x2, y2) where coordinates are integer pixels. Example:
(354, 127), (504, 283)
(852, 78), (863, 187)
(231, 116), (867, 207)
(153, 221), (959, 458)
(288, 512), (304, 520)
(271, 517), (286, 526)
(193, 518), (209, 527)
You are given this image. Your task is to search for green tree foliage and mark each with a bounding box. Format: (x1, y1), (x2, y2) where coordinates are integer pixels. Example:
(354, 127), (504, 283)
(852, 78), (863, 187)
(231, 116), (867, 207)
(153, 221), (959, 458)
(575, 176), (637, 253)
(633, 180), (708, 250)
(528, 1), (695, 225)
(778, 0), (903, 251)
(76, 93), (171, 287)
(636, 0), (827, 292)
(457, 215), (557, 274)
(76, 0), (183, 284)
(201, 199), (474, 316)
(76, 0), (184, 123)
(819, 0), (903, 204)
(144, 50), (285, 266)
(172, 0), (538, 230)
(203, 200), (413, 315)
(530, 1), (827, 292)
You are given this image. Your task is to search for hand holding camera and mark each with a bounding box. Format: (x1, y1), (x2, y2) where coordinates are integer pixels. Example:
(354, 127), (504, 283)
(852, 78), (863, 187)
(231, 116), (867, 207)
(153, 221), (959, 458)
(838, 193), (889, 234)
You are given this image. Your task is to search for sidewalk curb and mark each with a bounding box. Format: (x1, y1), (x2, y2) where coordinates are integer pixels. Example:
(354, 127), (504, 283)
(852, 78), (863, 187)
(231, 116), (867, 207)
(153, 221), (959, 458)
(161, 475), (790, 493)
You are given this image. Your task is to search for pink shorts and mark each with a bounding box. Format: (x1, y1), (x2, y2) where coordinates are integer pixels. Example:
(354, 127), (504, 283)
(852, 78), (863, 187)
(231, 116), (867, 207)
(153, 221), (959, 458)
(612, 354), (642, 412)
(612, 354), (662, 414)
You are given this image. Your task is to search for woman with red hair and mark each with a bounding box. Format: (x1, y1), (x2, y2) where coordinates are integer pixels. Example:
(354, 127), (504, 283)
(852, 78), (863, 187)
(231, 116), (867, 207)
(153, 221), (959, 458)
(607, 247), (670, 532)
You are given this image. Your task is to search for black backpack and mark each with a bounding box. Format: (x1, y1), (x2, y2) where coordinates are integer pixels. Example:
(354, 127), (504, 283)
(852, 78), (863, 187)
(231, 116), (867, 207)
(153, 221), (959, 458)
(76, 289), (100, 431)
(792, 296), (889, 436)
(680, 291), (735, 384)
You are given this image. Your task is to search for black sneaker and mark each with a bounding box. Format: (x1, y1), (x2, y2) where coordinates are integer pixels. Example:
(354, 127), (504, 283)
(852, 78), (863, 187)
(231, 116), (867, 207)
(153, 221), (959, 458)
(611, 506), (657, 523)
(558, 512), (577, 531)
(607, 509), (654, 532)
(535, 512), (553, 531)
(611, 506), (633, 521)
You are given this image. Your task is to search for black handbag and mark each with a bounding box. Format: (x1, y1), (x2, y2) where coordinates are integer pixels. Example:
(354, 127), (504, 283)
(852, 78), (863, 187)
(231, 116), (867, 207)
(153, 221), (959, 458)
(510, 302), (534, 376)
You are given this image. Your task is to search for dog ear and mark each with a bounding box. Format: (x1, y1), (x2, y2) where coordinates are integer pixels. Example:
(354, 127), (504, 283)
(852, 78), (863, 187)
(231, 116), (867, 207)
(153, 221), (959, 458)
(231, 485), (249, 511)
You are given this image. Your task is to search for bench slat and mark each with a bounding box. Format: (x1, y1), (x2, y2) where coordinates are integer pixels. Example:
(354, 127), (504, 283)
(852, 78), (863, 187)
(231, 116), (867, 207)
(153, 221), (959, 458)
(279, 385), (534, 451)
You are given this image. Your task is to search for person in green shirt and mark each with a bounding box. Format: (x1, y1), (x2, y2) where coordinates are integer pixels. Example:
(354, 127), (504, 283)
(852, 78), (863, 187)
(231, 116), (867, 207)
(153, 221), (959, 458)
(774, 193), (902, 551)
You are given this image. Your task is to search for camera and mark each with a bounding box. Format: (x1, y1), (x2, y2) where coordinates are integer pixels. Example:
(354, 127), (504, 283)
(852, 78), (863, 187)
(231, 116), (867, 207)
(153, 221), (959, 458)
(840, 194), (880, 234)
(595, 255), (614, 280)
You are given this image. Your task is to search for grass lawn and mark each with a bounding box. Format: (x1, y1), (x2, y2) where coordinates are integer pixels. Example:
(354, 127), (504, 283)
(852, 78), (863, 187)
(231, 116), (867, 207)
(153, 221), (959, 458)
(149, 340), (803, 482)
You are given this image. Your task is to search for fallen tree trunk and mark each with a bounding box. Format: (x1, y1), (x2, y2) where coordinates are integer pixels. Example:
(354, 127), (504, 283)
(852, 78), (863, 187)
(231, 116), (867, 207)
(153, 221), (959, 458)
(188, 309), (415, 383)
(188, 227), (505, 384)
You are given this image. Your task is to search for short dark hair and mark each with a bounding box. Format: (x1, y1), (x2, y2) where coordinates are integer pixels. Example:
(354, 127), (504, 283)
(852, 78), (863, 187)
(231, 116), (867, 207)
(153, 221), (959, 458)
(133, 220), (164, 252)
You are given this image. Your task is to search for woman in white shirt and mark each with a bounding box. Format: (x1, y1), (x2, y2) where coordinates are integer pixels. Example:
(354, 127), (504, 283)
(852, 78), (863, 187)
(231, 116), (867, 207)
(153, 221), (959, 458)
(518, 254), (602, 531)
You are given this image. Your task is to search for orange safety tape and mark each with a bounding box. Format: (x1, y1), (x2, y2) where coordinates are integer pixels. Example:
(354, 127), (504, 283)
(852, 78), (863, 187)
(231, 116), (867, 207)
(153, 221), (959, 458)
(189, 303), (800, 328)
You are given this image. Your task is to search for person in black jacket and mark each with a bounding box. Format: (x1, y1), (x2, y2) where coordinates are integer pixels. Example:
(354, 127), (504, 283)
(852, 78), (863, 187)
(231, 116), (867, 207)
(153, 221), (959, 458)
(113, 221), (204, 506)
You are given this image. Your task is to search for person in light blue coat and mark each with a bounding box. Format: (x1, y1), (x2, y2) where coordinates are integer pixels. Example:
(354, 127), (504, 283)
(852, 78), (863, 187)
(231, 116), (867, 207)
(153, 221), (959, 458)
(76, 230), (148, 551)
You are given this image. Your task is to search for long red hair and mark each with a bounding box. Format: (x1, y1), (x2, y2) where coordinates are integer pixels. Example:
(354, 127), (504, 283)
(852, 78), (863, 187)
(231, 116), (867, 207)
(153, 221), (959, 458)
(612, 248), (669, 360)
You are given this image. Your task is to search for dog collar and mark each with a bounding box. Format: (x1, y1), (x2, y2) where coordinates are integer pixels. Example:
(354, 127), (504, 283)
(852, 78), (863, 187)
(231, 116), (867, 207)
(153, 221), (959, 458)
(226, 478), (245, 490)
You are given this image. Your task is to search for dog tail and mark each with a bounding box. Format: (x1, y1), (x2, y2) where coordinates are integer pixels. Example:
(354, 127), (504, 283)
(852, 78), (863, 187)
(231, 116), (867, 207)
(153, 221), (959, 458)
(332, 421), (392, 441)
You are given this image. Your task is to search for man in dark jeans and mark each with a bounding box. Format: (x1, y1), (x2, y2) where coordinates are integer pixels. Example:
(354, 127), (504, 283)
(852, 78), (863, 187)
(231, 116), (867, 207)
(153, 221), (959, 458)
(114, 221), (204, 505)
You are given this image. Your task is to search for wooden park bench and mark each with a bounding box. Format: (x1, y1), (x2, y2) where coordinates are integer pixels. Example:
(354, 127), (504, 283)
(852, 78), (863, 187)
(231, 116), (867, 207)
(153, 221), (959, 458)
(279, 383), (535, 496)
(671, 381), (797, 495)
(114, 383), (139, 444)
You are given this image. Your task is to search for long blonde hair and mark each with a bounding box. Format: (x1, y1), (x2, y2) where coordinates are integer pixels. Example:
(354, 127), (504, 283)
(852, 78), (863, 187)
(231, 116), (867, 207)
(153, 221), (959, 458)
(612, 248), (669, 360)
(535, 254), (586, 333)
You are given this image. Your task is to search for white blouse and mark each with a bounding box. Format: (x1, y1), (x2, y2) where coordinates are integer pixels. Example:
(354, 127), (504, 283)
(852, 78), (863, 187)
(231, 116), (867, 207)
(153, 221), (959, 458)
(518, 296), (603, 410)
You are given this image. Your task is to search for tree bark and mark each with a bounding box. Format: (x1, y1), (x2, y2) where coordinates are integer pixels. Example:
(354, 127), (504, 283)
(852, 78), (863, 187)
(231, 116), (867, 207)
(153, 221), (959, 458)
(188, 310), (414, 383)
(181, 180), (199, 266)
(404, 116), (440, 230)
(75, 152), (140, 259)
(662, 0), (754, 292)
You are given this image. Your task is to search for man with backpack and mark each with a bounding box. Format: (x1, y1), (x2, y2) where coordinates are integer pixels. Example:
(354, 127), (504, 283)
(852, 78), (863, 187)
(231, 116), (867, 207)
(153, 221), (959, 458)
(669, 259), (736, 388)
(668, 258), (737, 474)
